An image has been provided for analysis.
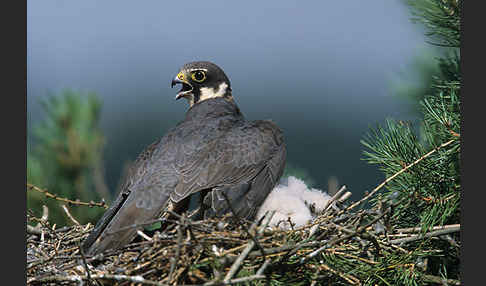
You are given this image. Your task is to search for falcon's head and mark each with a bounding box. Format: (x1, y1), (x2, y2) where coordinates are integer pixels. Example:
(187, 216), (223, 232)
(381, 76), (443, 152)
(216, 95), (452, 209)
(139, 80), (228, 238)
(171, 61), (232, 107)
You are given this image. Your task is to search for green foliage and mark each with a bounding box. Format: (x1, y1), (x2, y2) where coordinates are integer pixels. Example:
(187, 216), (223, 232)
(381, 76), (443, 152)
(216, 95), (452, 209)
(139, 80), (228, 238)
(360, 0), (461, 283)
(406, 0), (460, 48)
(27, 90), (110, 226)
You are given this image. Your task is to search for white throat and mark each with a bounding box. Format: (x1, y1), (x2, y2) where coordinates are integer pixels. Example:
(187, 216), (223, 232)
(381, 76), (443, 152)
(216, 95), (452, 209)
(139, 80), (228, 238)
(199, 82), (229, 102)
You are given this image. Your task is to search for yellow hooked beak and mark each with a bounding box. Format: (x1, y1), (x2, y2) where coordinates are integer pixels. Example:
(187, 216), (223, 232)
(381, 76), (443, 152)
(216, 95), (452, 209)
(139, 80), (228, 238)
(171, 71), (193, 100)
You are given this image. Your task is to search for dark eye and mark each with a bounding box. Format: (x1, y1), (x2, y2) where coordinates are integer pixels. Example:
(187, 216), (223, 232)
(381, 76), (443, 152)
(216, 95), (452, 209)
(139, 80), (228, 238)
(192, 70), (206, 82)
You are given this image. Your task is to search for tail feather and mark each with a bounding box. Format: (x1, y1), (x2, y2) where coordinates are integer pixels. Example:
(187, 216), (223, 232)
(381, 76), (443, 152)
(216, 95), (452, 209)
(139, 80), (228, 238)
(82, 190), (170, 256)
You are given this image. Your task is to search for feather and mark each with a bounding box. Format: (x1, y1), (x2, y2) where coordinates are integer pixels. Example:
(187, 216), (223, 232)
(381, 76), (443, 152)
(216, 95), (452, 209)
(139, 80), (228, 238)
(83, 97), (286, 255)
(256, 176), (332, 230)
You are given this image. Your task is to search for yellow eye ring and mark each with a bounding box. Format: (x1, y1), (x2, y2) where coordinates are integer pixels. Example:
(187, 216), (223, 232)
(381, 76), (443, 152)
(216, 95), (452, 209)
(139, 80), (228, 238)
(191, 70), (206, 83)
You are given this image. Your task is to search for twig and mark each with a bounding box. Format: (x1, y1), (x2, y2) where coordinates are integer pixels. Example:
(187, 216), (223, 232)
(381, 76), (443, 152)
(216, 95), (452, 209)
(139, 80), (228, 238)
(201, 261), (270, 286)
(394, 224), (460, 234)
(219, 240), (324, 266)
(301, 207), (391, 264)
(256, 259), (271, 276)
(137, 230), (154, 241)
(27, 224), (42, 235)
(440, 234), (460, 248)
(223, 211), (275, 283)
(27, 183), (108, 209)
(27, 207), (59, 239)
(26, 253), (59, 270)
(338, 191), (352, 203)
(203, 274), (266, 286)
(344, 139), (456, 212)
(168, 219), (184, 283)
(204, 260), (271, 286)
(78, 242), (93, 285)
(62, 205), (80, 225)
(389, 225), (460, 245)
(28, 273), (170, 285)
(39, 205), (49, 227)
(221, 192), (267, 261)
(313, 263), (361, 285)
(421, 274), (461, 285)
(322, 185), (347, 213)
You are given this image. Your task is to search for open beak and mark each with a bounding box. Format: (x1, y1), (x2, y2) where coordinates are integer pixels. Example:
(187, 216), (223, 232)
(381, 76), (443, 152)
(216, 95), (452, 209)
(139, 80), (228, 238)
(171, 74), (193, 100)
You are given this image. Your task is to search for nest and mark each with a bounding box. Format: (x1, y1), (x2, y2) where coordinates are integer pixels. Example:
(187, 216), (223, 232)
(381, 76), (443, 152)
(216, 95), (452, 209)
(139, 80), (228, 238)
(26, 187), (460, 286)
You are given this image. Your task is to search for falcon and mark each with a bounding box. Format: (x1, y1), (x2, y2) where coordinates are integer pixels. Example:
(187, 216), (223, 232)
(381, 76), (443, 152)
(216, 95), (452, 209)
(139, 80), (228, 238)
(82, 61), (286, 255)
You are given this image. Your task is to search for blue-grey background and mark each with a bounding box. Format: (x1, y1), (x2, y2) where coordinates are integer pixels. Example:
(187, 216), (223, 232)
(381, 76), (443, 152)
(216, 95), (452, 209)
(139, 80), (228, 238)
(27, 0), (429, 200)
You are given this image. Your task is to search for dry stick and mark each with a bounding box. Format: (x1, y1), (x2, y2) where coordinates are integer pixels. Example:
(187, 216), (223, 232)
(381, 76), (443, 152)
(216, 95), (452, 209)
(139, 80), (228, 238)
(322, 185), (348, 213)
(27, 205), (50, 230)
(344, 139), (456, 213)
(389, 225), (460, 245)
(301, 207), (391, 264)
(220, 240), (324, 266)
(421, 274), (461, 286)
(256, 259), (271, 276)
(204, 257), (271, 286)
(279, 217), (339, 259)
(338, 191), (352, 203)
(39, 205), (49, 227)
(394, 223), (460, 234)
(221, 192), (268, 261)
(223, 211), (275, 283)
(61, 205), (80, 226)
(168, 218), (184, 283)
(137, 230), (154, 241)
(28, 273), (170, 286)
(203, 274), (266, 286)
(440, 233), (460, 248)
(315, 263), (360, 285)
(27, 183), (108, 209)
(27, 224), (42, 235)
(26, 253), (59, 270)
(187, 222), (200, 245)
(28, 207), (59, 239)
(77, 242), (93, 286)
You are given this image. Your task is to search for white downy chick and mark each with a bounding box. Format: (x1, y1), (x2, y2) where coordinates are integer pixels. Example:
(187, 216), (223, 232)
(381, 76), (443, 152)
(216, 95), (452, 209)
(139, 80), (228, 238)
(256, 176), (333, 230)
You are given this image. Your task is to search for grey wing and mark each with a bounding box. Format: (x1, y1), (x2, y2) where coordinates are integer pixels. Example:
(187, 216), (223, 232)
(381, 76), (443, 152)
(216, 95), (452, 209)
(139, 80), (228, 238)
(82, 136), (178, 255)
(82, 119), (286, 255)
(171, 120), (286, 220)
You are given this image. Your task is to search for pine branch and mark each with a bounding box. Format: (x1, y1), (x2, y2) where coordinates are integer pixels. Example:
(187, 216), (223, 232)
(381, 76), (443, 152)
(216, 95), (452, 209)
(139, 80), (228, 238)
(347, 139), (456, 212)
